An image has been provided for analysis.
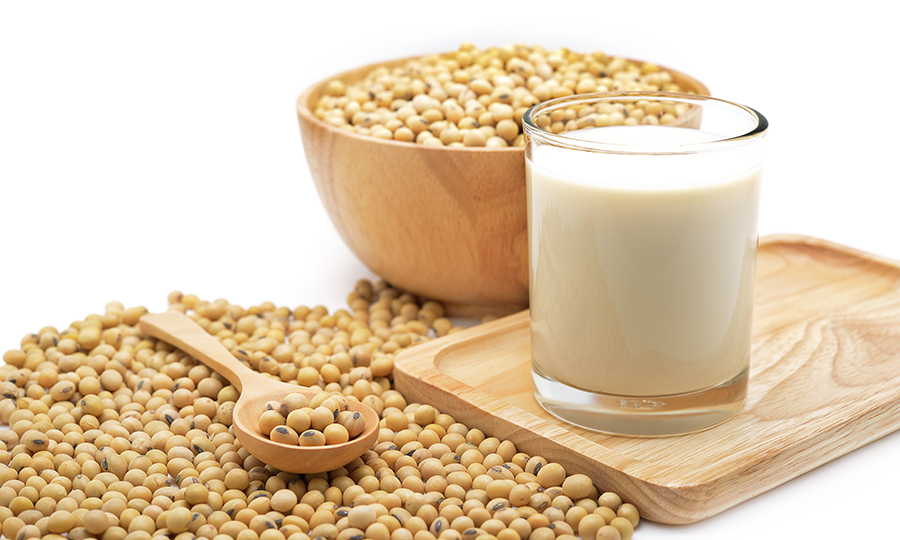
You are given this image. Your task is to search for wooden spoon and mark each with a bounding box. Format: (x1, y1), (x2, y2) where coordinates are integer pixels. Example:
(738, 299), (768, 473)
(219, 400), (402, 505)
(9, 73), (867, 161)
(140, 310), (379, 474)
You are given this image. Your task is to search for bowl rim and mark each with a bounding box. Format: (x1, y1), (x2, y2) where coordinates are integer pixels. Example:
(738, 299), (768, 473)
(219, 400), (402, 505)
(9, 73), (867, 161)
(296, 52), (711, 153)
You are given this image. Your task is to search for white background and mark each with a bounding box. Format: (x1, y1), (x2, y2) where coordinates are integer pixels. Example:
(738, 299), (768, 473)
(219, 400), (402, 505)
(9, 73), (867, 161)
(1, 2), (899, 538)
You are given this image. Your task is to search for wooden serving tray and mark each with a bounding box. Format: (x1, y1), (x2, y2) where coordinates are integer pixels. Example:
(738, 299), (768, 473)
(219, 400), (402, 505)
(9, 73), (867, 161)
(394, 235), (900, 524)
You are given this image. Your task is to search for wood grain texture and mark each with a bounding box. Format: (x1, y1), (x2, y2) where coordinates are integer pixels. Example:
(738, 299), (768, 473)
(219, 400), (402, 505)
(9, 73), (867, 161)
(140, 311), (379, 474)
(296, 55), (710, 316)
(393, 235), (900, 524)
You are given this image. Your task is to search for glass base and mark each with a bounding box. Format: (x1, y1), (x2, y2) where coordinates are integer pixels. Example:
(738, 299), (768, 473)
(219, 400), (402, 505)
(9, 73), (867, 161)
(532, 365), (748, 437)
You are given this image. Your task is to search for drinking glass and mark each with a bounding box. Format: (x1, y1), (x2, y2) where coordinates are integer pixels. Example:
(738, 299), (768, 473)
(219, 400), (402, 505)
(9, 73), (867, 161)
(523, 92), (768, 436)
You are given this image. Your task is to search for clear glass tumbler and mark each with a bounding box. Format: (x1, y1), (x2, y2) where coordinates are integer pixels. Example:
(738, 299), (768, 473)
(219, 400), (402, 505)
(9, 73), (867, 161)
(523, 92), (767, 436)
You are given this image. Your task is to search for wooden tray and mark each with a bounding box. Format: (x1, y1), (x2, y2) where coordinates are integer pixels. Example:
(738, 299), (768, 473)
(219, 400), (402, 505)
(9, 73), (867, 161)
(394, 235), (900, 524)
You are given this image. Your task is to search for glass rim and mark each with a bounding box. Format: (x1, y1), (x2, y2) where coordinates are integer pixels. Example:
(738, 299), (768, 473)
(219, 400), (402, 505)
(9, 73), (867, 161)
(522, 91), (768, 156)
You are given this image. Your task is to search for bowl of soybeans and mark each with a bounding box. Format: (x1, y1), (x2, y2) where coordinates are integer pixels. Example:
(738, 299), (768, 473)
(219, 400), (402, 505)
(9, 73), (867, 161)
(297, 43), (709, 316)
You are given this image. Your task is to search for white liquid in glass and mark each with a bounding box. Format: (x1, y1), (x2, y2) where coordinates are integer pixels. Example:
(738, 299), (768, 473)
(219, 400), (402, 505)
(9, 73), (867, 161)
(527, 125), (761, 396)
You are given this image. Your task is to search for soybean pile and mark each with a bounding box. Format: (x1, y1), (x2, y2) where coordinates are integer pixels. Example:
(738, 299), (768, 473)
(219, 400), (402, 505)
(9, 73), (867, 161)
(312, 43), (690, 147)
(0, 280), (640, 540)
(260, 391), (367, 448)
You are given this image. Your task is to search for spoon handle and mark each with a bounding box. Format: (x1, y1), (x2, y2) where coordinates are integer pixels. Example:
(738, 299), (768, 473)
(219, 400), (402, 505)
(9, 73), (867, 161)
(140, 310), (263, 393)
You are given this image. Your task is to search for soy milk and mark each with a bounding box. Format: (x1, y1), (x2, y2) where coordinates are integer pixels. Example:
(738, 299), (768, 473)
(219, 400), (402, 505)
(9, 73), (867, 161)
(527, 125), (761, 397)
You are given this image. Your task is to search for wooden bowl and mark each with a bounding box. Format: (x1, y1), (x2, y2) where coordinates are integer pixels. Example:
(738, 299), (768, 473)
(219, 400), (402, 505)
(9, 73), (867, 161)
(297, 55), (710, 317)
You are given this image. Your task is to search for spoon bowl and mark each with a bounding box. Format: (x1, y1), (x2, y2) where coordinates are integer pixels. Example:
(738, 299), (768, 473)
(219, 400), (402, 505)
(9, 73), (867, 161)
(140, 310), (380, 474)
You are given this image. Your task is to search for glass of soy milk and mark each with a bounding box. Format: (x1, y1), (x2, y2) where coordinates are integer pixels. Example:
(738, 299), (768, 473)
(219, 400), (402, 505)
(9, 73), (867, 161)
(523, 92), (767, 436)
